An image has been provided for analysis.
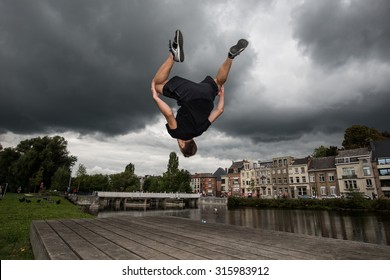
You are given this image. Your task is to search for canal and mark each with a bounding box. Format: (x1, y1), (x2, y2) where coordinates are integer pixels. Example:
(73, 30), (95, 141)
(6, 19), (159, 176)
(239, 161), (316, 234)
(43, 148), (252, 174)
(98, 205), (390, 246)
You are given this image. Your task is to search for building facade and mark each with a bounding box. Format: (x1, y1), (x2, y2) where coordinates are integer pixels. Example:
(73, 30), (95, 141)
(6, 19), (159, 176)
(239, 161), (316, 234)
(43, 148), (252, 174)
(308, 156), (339, 198)
(335, 148), (377, 197)
(289, 157), (310, 198)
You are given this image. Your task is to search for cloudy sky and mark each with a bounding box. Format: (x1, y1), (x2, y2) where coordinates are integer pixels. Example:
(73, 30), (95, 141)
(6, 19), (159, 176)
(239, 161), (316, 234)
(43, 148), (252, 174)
(1, 0), (389, 176)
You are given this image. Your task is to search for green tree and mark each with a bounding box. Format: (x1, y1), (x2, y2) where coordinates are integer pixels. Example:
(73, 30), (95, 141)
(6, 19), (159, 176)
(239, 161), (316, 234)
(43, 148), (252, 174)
(342, 125), (387, 149)
(312, 145), (338, 157)
(109, 163), (140, 192)
(51, 166), (71, 191)
(75, 164), (88, 193)
(161, 152), (191, 193)
(0, 136), (76, 192)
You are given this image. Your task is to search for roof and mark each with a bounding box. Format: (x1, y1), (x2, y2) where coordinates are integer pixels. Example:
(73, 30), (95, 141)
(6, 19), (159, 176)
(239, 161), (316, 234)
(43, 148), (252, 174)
(371, 140), (390, 159)
(291, 157), (310, 166)
(308, 156), (336, 170)
(336, 147), (370, 158)
(213, 167), (227, 180)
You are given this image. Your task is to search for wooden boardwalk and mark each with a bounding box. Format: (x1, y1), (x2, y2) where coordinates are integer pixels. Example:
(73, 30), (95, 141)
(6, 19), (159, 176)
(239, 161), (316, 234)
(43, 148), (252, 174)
(30, 216), (390, 260)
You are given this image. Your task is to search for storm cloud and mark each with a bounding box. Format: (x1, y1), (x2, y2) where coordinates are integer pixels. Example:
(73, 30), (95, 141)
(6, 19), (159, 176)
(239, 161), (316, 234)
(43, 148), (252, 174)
(1, 0), (389, 175)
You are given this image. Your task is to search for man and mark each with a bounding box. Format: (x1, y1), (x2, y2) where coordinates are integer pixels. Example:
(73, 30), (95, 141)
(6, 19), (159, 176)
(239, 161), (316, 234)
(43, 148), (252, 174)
(151, 30), (248, 157)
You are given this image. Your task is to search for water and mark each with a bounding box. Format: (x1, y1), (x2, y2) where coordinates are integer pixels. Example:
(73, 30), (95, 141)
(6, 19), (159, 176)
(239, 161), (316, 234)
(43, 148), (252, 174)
(98, 205), (390, 246)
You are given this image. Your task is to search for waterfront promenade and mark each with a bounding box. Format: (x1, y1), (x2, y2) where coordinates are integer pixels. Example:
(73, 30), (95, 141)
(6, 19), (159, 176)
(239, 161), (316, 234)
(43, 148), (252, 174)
(30, 216), (390, 260)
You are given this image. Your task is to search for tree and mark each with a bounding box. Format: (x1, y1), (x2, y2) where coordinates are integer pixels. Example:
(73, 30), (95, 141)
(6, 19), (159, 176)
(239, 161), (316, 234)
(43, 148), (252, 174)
(342, 125), (387, 149)
(161, 152), (191, 193)
(109, 163), (140, 192)
(51, 166), (71, 191)
(0, 136), (76, 192)
(312, 145), (338, 157)
(75, 164), (88, 192)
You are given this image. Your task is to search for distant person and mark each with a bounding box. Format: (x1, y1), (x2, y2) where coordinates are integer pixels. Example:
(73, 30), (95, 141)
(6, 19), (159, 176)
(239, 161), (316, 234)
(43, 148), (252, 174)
(151, 30), (248, 157)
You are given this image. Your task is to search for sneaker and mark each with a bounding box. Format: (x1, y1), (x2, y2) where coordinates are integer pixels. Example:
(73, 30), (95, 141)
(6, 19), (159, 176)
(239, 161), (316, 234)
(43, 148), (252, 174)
(169, 30), (184, 62)
(228, 39), (249, 59)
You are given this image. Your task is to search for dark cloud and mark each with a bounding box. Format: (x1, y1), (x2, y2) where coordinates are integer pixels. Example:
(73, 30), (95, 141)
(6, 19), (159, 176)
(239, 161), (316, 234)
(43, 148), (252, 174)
(0, 0), (252, 136)
(292, 0), (390, 68)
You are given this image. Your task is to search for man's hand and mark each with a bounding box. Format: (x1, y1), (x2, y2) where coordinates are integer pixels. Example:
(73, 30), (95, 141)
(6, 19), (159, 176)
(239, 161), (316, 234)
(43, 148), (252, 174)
(217, 85), (225, 97)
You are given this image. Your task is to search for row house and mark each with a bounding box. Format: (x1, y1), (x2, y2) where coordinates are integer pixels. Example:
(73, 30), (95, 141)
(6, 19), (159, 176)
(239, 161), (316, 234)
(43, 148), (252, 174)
(213, 167), (227, 197)
(370, 140), (390, 198)
(272, 156), (294, 198)
(240, 160), (256, 197)
(257, 161), (273, 198)
(190, 173), (217, 196)
(335, 147), (378, 197)
(221, 160), (245, 196)
(289, 157), (310, 198)
(308, 156), (339, 198)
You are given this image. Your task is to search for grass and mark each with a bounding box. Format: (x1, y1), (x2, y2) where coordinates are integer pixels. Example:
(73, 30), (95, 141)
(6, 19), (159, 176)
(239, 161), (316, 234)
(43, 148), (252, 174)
(0, 192), (93, 260)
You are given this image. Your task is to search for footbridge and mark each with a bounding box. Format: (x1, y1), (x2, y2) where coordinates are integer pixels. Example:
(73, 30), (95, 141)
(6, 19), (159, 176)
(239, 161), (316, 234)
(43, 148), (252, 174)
(67, 192), (201, 214)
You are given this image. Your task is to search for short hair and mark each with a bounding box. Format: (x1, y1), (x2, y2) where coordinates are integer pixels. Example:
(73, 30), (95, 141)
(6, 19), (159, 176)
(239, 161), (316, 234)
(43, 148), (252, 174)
(179, 139), (197, 157)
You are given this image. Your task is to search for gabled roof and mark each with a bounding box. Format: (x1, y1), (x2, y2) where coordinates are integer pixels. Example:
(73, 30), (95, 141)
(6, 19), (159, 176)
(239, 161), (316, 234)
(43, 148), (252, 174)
(308, 156), (336, 170)
(336, 147), (370, 158)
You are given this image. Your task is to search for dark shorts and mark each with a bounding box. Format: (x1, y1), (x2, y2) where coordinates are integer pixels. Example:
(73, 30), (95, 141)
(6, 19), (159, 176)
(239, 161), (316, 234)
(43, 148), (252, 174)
(163, 75), (219, 105)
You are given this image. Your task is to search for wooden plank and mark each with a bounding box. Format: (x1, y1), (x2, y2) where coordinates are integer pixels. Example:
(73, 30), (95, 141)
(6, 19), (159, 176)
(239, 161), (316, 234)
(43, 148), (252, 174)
(47, 220), (111, 260)
(139, 216), (390, 260)
(30, 216), (390, 260)
(61, 219), (142, 260)
(126, 216), (321, 260)
(30, 220), (80, 260)
(100, 217), (237, 260)
(73, 218), (176, 260)
(88, 218), (206, 260)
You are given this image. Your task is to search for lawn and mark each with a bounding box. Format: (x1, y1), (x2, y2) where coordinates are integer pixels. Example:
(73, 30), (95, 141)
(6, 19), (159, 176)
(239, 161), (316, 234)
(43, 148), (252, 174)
(0, 192), (93, 259)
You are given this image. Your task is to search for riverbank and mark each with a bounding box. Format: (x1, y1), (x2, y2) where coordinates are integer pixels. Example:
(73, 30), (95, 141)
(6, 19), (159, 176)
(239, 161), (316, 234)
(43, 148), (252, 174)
(227, 196), (390, 211)
(0, 193), (93, 259)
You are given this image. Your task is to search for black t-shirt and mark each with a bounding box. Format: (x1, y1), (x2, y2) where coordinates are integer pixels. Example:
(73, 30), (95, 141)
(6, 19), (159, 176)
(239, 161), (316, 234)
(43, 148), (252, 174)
(166, 98), (214, 140)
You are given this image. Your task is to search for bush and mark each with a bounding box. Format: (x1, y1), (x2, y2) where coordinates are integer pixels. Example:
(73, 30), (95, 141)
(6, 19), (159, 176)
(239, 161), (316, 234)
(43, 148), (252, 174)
(227, 196), (390, 211)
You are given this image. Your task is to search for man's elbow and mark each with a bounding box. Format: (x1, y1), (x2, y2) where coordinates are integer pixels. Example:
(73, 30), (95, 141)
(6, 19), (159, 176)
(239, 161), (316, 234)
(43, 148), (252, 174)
(218, 107), (224, 115)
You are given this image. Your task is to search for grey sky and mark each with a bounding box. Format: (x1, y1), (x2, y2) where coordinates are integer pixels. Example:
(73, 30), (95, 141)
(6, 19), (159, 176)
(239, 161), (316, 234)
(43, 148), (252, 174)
(1, 0), (389, 176)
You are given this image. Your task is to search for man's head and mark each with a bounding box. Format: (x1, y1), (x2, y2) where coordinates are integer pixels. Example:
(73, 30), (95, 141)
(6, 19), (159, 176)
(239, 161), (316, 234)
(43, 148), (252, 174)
(177, 139), (197, 157)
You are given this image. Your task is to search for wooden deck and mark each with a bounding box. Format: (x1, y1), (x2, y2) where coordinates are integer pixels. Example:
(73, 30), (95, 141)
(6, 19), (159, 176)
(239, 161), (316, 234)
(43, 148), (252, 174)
(30, 216), (390, 260)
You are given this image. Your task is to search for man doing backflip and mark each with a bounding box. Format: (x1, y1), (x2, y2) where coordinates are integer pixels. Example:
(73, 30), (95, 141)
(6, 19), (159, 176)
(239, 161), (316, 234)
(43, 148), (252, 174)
(151, 30), (248, 157)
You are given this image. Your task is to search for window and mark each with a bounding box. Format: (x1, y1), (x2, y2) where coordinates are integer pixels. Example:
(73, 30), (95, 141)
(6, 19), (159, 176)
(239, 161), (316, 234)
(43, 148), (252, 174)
(302, 176), (306, 183)
(379, 169), (390, 176)
(319, 174), (325, 182)
(329, 174), (335, 182)
(378, 158), (390, 165)
(363, 167), (371, 176)
(283, 178), (288, 184)
(344, 180), (357, 189)
(342, 168), (355, 176)
(366, 179), (373, 188)
(295, 168), (299, 174)
(290, 177), (294, 184)
(298, 187), (307, 196)
(309, 175), (315, 182)
(301, 167), (305, 173)
(296, 177), (300, 183)
(330, 186), (336, 195)
(320, 186), (326, 195)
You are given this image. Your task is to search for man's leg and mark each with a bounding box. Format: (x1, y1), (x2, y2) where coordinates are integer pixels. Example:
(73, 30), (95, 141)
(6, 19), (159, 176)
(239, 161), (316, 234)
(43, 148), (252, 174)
(214, 58), (233, 89)
(152, 54), (175, 94)
(214, 39), (249, 89)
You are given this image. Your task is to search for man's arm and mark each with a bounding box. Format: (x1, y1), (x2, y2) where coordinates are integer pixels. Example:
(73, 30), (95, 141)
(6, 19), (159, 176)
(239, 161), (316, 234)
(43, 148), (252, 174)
(208, 86), (225, 123)
(151, 82), (177, 129)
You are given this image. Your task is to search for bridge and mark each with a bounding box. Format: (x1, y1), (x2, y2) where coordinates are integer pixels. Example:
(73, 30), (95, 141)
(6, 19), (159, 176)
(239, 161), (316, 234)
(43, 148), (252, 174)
(69, 192), (202, 214)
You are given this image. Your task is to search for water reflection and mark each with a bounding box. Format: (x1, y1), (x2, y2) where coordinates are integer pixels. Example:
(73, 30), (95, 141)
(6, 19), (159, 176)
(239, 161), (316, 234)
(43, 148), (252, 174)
(98, 206), (390, 246)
